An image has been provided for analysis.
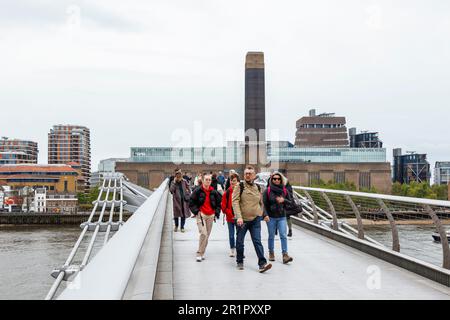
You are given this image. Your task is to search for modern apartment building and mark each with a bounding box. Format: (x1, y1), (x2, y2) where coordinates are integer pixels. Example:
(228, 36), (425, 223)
(435, 162), (450, 185)
(90, 158), (129, 187)
(295, 109), (349, 147)
(98, 158), (128, 173)
(0, 137), (38, 164)
(349, 128), (383, 148)
(48, 125), (91, 192)
(393, 148), (431, 184)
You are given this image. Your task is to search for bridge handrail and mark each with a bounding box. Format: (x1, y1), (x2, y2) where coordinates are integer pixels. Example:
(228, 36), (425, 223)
(56, 178), (169, 300)
(292, 186), (450, 208)
(291, 184), (450, 270)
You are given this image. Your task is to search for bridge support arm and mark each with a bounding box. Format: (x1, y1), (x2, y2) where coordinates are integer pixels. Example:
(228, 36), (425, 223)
(377, 199), (400, 252)
(304, 191), (319, 224)
(321, 192), (339, 231)
(423, 205), (450, 270)
(344, 195), (365, 240)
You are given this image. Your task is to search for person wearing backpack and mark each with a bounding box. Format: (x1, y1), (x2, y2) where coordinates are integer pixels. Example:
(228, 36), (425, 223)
(232, 166), (272, 273)
(189, 174), (222, 262)
(263, 171), (294, 264)
(221, 172), (240, 257)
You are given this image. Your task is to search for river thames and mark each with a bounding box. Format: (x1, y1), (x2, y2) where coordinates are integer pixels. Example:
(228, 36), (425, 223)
(0, 225), (104, 300)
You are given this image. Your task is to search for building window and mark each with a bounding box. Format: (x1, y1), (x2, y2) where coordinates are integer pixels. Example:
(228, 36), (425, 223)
(308, 172), (320, 186)
(334, 172), (345, 184)
(359, 172), (371, 190)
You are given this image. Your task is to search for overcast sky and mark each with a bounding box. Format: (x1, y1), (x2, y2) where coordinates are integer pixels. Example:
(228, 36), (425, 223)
(1, 0), (449, 177)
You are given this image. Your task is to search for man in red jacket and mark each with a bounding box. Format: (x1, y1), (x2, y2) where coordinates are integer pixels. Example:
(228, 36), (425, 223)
(221, 172), (240, 257)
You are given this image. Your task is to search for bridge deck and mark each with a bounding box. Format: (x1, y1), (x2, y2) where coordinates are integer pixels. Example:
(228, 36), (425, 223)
(173, 217), (450, 300)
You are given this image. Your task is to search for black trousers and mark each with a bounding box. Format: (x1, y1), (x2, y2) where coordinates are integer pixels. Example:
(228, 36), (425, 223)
(174, 217), (186, 228)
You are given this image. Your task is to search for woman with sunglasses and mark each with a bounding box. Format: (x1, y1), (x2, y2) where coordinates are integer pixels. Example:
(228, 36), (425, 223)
(262, 171), (294, 264)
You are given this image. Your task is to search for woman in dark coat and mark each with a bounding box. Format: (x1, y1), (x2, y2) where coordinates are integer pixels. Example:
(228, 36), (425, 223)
(170, 169), (192, 232)
(262, 171), (294, 264)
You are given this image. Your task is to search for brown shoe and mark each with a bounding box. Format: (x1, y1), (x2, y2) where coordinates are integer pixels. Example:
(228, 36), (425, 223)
(269, 251), (275, 261)
(259, 263), (272, 273)
(283, 253), (293, 264)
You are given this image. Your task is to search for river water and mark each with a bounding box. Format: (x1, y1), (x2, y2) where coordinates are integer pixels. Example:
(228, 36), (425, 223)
(0, 225), (104, 300)
(363, 224), (446, 267)
(0, 224), (447, 300)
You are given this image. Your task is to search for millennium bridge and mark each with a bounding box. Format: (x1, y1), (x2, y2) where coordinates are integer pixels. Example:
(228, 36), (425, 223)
(45, 173), (450, 300)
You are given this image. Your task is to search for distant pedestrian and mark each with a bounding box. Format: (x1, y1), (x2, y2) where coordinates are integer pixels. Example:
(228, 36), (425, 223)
(194, 173), (203, 187)
(211, 173), (219, 191)
(189, 174), (222, 262)
(169, 169), (191, 233)
(232, 166), (272, 273)
(187, 173), (194, 188)
(183, 173), (192, 185)
(221, 172), (240, 257)
(263, 172), (293, 264)
(217, 171), (226, 190)
(225, 169), (237, 190)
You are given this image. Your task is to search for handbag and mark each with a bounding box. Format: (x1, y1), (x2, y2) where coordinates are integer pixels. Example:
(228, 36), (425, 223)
(285, 198), (302, 216)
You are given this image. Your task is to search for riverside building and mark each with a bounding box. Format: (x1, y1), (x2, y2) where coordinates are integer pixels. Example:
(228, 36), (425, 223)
(0, 137), (38, 165)
(48, 125), (91, 192)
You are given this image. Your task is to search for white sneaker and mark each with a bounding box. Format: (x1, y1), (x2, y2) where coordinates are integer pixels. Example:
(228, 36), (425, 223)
(196, 256), (202, 262)
(202, 256), (205, 260)
(229, 249), (236, 257)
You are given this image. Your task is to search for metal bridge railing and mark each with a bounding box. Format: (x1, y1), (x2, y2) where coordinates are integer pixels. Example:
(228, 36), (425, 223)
(44, 172), (163, 300)
(45, 173), (127, 300)
(291, 186), (450, 270)
(53, 178), (169, 300)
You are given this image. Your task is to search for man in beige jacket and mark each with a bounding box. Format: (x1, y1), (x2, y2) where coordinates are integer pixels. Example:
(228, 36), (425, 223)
(232, 166), (272, 273)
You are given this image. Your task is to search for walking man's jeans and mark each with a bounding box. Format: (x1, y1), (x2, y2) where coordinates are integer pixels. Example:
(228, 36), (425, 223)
(227, 222), (236, 249)
(236, 216), (267, 267)
(267, 217), (288, 254)
(174, 217), (186, 229)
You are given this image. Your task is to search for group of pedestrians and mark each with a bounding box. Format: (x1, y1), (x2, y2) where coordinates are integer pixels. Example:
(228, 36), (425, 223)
(169, 166), (302, 273)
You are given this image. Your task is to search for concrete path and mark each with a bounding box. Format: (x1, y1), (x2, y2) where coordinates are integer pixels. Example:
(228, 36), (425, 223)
(173, 217), (450, 300)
